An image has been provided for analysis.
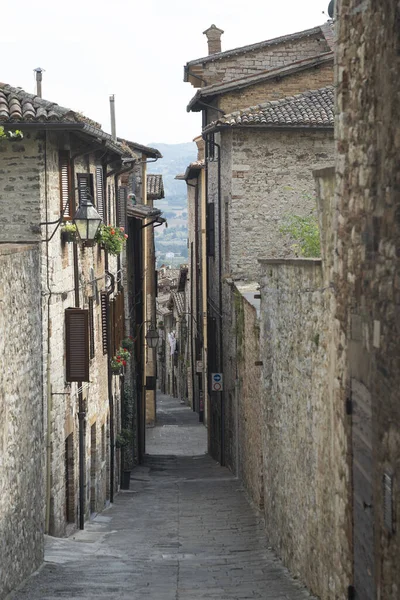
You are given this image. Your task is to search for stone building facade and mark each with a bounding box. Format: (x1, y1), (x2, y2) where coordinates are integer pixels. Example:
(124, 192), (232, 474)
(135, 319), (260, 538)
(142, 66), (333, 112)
(0, 244), (43, 600)
(0, 83), (162, 596)
(334, 3), (400, 598)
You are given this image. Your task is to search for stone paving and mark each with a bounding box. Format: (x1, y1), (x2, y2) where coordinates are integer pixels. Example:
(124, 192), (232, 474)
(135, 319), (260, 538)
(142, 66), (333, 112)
(9, 394), (315, 600)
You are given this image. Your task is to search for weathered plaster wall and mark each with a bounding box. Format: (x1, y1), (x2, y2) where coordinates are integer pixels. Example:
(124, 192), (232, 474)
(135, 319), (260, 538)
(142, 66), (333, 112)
(259, 258), (350, 600)
(336, 3), (400, 597)
(220, 61), (333, 114)
(222, 128), (334, 281)
(0, 244), (43, 600)
(201, 33), (331, 86)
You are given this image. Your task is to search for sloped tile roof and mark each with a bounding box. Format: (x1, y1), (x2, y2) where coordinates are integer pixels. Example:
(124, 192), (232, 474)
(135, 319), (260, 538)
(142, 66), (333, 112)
(147, 174), (165, 199)
(187, 53), (333, 112)
(0, 83), (132, 157)
(118, 138), (162, 159)
(205, 86), (334, 131)
(185, 23), (333, 71)
(175, 160), (205, 181)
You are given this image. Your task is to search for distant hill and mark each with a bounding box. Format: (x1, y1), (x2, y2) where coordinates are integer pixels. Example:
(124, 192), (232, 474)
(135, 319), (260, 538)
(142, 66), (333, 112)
(147, 142), (197, 203)
(147, 142), (197, 267)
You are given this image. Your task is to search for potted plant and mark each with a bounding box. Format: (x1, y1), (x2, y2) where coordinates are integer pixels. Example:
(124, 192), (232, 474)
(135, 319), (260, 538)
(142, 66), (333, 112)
(110, 346), (131, 375)
(121, 337), (134, 352)
(95, 224), (128, 255)
(61, 222), (77, 243)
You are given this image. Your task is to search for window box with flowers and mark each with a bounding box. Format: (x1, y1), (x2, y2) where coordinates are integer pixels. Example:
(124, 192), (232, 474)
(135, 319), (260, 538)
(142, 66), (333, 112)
(121, 337), (134, 352)
(95, 224), (128, 255)
(61, 222), (77, 243)
(110, 346), (131, 375)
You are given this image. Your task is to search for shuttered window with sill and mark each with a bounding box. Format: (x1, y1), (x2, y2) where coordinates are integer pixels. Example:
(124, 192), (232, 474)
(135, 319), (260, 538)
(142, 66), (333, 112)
(59, 151), (73, 218)
(65, 308), (90, 382)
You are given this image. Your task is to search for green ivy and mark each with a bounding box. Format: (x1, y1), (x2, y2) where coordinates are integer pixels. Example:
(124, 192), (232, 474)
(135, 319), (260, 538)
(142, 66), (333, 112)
(0, 126), (23, 140)
(279, 213), (321, 258)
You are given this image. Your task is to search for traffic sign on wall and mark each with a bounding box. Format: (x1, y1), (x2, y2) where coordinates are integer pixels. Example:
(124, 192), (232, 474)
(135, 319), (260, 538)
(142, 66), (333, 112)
(211, 373), (223, 392)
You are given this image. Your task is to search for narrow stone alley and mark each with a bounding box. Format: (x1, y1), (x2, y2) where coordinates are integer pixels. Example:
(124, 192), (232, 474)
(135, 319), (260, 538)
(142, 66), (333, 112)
(9, 395), (314, 600)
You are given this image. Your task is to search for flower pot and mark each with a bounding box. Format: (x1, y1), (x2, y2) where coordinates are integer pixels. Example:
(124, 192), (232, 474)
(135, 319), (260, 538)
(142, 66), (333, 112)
(61, 230), (76, 243)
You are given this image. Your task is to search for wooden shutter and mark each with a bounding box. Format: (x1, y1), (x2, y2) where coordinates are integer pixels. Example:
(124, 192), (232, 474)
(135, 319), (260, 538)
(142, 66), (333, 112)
(95, 166), (105, 221)
(107, 184), (112, 225)
(100, 292), (108, 355)
(88, 297), (95, 359)
(77, 173), (94, 204)
(65, 308), (89, 382)
(117, 186), (127, 230)
(59, 151), (72, 218)
(206, 203), (215, 257)
(109, 299), (115, 356)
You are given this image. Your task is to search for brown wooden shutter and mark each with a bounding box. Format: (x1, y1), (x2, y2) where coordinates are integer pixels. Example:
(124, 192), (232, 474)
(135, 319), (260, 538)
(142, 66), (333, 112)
(77, 173), (94, 205)
(100, 292), (108, 355)
(109, 299), (115, 356)
(107, 184), (112, 225)
(59, 151), (72, 218)
(65, 308), (89, 382)
(117, 186), (127, 230)
(95, 166), (104, 221)
(88, 297), (95, 359)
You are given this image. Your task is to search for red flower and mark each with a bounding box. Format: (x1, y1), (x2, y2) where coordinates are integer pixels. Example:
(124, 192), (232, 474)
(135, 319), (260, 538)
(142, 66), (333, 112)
(111, 229), (115, 235)
(116, 358), (121, 362)
(124, 234), (128, 239)
(120, 227), (124, 232)
(123, 360), (127, 366)
(129, 336), (133, 340)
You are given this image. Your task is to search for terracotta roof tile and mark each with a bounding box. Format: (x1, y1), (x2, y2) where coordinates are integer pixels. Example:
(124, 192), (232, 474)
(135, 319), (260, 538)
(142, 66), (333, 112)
(206, 86), (334, 131)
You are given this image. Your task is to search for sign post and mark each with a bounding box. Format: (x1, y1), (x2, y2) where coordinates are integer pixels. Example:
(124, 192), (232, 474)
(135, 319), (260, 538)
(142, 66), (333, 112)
(211, 373), (223, 392)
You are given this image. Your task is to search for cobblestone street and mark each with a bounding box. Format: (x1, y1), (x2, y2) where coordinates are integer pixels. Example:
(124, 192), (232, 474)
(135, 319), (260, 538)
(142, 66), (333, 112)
(9, 395), (314, 600)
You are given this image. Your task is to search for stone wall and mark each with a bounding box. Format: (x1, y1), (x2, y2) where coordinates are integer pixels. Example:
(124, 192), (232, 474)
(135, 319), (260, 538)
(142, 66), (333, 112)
(336, 3), (400, 597)
(0, 244), (43, 599)
(234, 284), (263, 509)
(0, 135), (42, 242)
(220, 61), (333, 114)
(259, 258), (350, 600)
(222, 127), (334, 281)
(201, 32), (331, 86)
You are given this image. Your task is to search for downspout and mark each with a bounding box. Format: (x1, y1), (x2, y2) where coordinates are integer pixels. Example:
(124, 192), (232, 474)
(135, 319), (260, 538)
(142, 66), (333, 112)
(44, 131), (52, 534)
(214, 139), (224, 467)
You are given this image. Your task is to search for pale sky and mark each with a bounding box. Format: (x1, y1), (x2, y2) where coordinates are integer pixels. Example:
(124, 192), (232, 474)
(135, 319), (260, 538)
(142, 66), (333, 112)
(1, 0), (329, 145)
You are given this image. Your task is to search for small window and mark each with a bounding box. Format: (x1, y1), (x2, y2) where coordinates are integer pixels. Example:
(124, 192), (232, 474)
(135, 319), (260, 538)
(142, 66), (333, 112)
(77, 173), (94, 206)
(59, 151), (73, 218)
(89, 297), (95, 359)
(95, 166), (105, 221)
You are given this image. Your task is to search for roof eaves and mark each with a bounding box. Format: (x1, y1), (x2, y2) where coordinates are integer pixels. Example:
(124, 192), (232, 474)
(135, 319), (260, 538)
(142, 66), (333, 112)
(118, 138), (162, 159)
(187, 52), (334, 112)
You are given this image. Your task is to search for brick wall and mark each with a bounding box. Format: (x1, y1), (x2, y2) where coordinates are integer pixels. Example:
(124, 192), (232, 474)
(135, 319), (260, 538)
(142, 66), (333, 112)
(221, 127), (334, 281)
(0, 244), (43, 599)
(336, 3), (400, 597)
(220, 61), (333, 114)
(201, 33), (331, 86)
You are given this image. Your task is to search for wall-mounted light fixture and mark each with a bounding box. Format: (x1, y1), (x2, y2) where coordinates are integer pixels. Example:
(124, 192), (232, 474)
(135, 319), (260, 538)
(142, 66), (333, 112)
(73, 193), (102, 243)
(145, 327), (159, 349)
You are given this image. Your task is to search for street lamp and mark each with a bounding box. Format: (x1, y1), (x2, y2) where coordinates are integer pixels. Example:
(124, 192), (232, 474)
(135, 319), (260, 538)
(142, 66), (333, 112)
(145, 327), (159, 349)
(73, 192), (102, 243)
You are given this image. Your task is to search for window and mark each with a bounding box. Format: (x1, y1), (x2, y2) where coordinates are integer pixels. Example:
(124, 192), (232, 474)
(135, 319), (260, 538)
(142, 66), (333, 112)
(59, 151), (73, 218)
(206, 203), (215, 257)
(100, 292), (108, 355)
(77, 173), (94, 206)
(65, 308), (90, 382)
(95, 166), (105, 221)
(88, 297), (95, 359)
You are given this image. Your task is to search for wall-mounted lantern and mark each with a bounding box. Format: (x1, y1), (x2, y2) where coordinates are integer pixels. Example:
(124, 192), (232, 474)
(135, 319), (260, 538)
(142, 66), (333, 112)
(73, 195), (102, 243)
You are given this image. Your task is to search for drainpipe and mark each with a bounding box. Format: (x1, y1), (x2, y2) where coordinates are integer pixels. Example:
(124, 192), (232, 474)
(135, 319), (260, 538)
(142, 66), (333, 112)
(214, 139), (225, 467)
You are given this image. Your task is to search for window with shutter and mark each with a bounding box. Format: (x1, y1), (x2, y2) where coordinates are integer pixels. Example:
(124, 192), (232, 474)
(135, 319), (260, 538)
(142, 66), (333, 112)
(88, 297), (95, 359)
(107, 184), (112, 225)
(59, 151), (73, 218)
(206, 203), (215, 257)
(77, 173), (94, 205)
(65, 308), (90, 382)
(95, 166), (105, 221)
(100, 292), (108, 355)
(117, 186), (127, 230)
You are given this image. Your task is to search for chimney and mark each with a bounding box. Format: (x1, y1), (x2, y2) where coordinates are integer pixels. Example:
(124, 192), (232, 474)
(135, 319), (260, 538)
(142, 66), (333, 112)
(33, 67), (44, 98)
(203, 24), (224, 55)
(109, 94), (116, 141)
